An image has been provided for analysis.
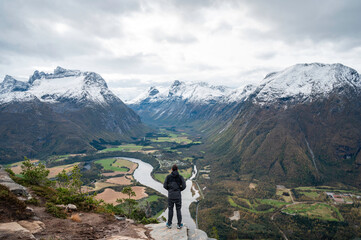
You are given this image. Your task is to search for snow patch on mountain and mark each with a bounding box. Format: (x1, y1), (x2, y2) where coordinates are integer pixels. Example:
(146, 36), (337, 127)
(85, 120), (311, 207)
(128, 80), (237, 105)
(0, 67), (117, 105)
(254, 63), (360, 105)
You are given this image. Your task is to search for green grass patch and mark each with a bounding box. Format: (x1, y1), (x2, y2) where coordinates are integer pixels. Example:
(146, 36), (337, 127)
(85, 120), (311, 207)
(153, 167), (193, 183)
(99, 144), (152, 153)
(300, 191), (321, 199)
(154, 173), (168, 183)
(228, 196), (275, 214)
(282, 203), (343, 221)
(95, 158), (129, 172)
(179, 168), (192, 179)
(150, 136), (193, 144)
(146, 195), (161, 202)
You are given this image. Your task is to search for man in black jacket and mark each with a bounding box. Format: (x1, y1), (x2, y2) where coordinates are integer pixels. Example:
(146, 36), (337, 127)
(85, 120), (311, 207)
(163, 164), (186, 229)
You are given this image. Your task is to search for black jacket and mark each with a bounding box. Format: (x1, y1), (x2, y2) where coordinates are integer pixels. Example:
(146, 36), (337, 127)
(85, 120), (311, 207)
(163, 170), (186, 200)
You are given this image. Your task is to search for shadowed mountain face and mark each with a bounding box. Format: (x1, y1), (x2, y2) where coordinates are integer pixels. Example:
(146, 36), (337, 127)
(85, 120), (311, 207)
(210, 64), (361, 187)
(210, 90), (361, 187)
(0, 67), (146, 164)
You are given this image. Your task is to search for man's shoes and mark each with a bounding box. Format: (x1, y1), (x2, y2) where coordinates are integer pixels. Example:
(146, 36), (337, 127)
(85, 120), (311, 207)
(166, 222), (172, 229)
(177, 223), (183, 229)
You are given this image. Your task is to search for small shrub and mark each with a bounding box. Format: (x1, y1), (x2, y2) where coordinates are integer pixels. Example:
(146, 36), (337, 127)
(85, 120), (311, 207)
(21, 158), (49, 186)
(5, 168), (15, 177)
(45, 202), (67, 219)
(25, 197), (40, 206)
(255, 204), (273, 211)
(139, 217), (158, 224)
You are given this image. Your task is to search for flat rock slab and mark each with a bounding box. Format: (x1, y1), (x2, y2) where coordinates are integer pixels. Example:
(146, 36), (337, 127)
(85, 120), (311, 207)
(146, 223), (188, 240)
(0, 222), (35, 240)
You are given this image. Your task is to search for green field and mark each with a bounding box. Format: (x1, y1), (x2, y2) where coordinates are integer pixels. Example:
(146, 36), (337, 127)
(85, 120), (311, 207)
(94, 158), (129, 172)
(99, 144), (153, 153)
(228, 196), (276, 213)
(146, 195), (161, 202)
(282, 203), (344, 221)
(154, 168), (193, 183)
(150, 134), (193, 144)
(300, 191), (321, 199)
(154, 173), (168, 183)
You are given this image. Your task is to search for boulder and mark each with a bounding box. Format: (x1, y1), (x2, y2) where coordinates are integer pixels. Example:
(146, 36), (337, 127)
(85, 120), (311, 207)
(66, 204), (77, 212)
(0, 222), (35, 240)
(18, 220), (45, 234)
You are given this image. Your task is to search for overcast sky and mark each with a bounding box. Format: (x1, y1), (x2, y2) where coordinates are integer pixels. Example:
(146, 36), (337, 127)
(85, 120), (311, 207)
(1, 0), (361, 101)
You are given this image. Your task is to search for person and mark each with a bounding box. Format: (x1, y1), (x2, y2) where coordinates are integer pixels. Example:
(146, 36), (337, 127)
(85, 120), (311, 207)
(163, 164), (186, 229)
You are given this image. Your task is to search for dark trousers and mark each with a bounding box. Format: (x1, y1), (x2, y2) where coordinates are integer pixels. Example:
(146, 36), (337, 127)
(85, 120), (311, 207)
(168, 198), (182, 225)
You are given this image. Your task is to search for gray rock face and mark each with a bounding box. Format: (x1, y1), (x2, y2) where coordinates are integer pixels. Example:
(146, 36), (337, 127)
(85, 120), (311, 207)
(0, 168), (29, 198)
(146, 223), (188, 240)
(146, 223), (214, 240)
(188, 228), (209, 240)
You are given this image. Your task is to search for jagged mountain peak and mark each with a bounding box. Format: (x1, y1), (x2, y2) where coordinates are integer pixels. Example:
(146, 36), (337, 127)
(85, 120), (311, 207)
(29, 66), (82, 84)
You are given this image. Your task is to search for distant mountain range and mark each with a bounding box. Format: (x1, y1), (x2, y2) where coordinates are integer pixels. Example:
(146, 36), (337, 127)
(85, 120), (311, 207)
(130, 63), (361, 187)
(0, 67), (146, 163)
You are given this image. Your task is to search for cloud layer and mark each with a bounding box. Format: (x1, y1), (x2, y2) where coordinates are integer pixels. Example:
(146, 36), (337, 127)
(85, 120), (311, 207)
(1, 0), (360, 100)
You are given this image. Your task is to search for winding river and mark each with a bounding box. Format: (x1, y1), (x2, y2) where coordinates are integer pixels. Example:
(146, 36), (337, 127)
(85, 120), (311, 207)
(121, 157), (199, 229)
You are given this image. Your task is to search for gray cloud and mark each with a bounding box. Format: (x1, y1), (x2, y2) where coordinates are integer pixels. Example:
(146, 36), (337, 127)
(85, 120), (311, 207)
(242, 0), (361, 47)
(0, 0), (361, 100)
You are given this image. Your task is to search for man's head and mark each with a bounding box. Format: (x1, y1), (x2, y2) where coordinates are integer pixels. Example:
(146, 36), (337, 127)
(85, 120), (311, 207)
(172, 164), (178, 172)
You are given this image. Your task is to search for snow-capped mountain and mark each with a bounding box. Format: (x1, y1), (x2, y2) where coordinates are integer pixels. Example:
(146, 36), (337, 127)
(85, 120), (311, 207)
(0, 66), (117, 105)
(253, 63), (360, 105)
(130, 63), (361, 125)
(0, 67), (146, 163)
(208, 63), (361, 188)
(129, 80), (233, 105)
(128, 80), (243, 125)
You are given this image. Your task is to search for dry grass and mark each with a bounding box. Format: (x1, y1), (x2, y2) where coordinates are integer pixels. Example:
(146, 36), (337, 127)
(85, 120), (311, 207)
(81, 181), (118, 193)
(47, 163), (79, 178)
(106, 176), (133, 185)
(70, 214), (82, 222)
(10, 160), (39, 174)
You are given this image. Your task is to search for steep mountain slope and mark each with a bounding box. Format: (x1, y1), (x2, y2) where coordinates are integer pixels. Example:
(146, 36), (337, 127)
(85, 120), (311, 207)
(0, 67), (146, 163)
(210, 63), (361, 187)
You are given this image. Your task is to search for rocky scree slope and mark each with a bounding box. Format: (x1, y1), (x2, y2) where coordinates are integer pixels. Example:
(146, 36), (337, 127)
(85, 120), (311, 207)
(0, 67), (146, 164)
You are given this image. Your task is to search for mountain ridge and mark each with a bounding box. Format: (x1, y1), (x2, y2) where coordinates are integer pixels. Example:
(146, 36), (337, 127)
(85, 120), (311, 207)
(0, 67), (146, 164)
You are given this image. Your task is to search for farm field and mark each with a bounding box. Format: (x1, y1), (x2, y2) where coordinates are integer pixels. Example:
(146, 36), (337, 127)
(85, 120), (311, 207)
(95, 158), (132, 172)
(282, 203), (344, 221)
(47, 163), (79, 178)
(99, 144), (154, 153)
(153, 167), (193, 183)
(95, 186), (148, 205)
